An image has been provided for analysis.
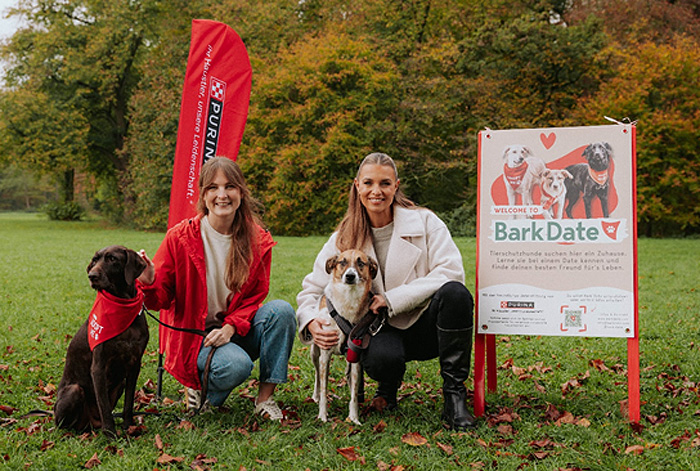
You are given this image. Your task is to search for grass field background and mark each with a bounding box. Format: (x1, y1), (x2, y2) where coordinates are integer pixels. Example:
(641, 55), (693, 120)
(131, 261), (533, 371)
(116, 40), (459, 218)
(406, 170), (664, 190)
(1, 212), (698, 470)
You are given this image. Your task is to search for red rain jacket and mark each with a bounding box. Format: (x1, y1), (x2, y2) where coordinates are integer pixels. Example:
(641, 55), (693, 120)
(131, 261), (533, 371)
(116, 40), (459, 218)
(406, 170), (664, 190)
(139, 215), (275, 389)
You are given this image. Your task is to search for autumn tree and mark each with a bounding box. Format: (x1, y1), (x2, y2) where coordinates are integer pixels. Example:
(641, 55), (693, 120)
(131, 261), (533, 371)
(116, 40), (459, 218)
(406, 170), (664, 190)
(241, 29), (400, 235)
(0, 0), (159, 216)
(573, 36), (700, 235)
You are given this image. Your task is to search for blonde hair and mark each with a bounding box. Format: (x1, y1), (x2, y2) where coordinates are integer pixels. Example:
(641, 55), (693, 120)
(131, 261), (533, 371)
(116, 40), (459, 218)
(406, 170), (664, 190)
(197, 157), (262, 292)
(335, 153), (416, 251)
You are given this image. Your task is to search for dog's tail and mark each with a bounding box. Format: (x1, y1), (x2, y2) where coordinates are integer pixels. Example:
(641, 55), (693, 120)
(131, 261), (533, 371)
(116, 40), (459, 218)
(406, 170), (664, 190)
(18, 409), (53, 419)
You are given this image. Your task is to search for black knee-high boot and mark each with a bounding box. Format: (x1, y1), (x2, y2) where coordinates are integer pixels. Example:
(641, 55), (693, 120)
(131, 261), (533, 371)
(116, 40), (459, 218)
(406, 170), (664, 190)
(438, 325), (476, 430)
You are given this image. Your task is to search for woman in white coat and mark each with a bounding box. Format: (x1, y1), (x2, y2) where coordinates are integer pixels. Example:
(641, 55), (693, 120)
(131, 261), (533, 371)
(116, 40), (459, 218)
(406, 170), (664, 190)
(296, 152), (475, 430)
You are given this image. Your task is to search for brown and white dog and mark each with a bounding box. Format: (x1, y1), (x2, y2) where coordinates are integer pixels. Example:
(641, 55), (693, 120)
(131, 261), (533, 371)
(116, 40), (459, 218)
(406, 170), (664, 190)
(312, 250), (378, 425)
(502, 145), (547, 216)
(539, 168), (573, 219)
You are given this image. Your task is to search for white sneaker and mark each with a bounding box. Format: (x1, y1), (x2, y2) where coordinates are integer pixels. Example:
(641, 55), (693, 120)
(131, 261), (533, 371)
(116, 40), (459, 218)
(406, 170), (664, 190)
(255, 398), (283, 421)
(185, 387), (201, 411)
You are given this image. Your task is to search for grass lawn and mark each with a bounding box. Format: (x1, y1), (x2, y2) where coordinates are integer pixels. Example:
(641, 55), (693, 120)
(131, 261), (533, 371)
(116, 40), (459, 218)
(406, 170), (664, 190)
(0, 212), (698, 470)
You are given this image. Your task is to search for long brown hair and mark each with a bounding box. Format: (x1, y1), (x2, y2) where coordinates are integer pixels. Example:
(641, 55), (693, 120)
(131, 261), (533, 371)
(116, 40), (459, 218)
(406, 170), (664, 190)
(196, 157), (262, 292)
(335, 153), (416, 251)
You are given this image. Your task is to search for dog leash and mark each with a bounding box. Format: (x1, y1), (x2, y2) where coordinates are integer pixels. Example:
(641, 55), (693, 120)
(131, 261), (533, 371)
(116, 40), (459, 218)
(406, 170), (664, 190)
(142, 306), (215, 414)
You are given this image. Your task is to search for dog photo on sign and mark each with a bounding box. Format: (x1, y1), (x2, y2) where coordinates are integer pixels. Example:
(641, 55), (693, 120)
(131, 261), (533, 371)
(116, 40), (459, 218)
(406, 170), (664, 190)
(565, 142), (614, 219)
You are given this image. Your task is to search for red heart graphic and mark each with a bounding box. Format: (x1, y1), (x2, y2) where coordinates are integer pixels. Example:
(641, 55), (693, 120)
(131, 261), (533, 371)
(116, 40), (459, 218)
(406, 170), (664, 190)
(540, 132), (556, 149)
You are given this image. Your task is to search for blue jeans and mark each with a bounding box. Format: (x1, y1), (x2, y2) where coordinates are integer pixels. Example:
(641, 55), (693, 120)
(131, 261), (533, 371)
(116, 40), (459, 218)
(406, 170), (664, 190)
(196, 299), (296, 406)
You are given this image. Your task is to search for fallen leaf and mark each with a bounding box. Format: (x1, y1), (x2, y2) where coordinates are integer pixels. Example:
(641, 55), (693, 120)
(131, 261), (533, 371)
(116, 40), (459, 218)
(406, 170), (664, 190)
(497, 424), (513, 436)
(624, 445), (644, 455)
(377, 460), (391, 471)
(401, 432), (428, 446)
(176, 420), (195, 430)
(436, 441), (453, 455)
(529, 451), (550, 460)
(0, 405), (15, 416)
(84, 452), (101, 468)
(373, 420), (387, 434)
(126, 424), (146, 436)
(157, 453), (185, 464)
(337, 446), (359, 461)
(576, 418), (591, 427)
(555, 412), (575, 426)
(154, 434), (163, 451)
(39, 440), (54, 451)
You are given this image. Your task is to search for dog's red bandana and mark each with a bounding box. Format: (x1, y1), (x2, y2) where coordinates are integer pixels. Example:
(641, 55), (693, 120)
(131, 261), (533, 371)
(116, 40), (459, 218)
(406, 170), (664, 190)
(503, 162), (528, 189)
(588, 167), (609, 185)
(88, 290), (144, 351)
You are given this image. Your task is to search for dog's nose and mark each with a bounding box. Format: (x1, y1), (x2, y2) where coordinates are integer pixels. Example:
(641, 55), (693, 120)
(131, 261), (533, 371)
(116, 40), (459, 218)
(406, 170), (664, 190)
(88, 272), (100, 282)
(344, 272), (356, 284)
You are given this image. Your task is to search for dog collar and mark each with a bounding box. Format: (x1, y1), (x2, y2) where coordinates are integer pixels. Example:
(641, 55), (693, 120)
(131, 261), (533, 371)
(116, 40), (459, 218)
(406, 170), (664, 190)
(503, 162), (528, 189)
(88, 290), (144, 351)
(541, 186), (557, 210)
(588, 167), (609, 186)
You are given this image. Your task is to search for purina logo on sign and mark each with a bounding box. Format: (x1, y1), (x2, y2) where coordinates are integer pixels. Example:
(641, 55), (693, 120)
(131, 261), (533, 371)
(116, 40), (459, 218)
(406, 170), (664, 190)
(500, 301), (535, 309)
(491, 218), (628, 244)
(203, 77), (226, 163)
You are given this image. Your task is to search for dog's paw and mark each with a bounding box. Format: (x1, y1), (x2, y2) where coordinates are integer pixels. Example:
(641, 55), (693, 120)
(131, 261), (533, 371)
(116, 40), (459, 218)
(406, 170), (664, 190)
(317, 412), (328, 423)
(346, 415), (362, 426)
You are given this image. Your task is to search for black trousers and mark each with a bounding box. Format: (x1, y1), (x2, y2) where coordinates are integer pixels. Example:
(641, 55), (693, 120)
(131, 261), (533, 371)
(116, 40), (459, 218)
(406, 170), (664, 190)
(362, 281), (474, 385)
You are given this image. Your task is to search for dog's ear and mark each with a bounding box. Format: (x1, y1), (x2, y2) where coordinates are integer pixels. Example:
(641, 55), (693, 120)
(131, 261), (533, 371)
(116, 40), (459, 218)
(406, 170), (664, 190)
(542, 169), (552, 178)
(604, 142), (613, 156)
(368, 257), (378, 280)
(124, 248), (147, 286)
(325, 255), (338, 274)
(563, 169), (573, 179)
(87, 251), (99, 274)
(501, 146), (511, 160)
(524, 146), (533, 157)
(582, 144), (592, 161)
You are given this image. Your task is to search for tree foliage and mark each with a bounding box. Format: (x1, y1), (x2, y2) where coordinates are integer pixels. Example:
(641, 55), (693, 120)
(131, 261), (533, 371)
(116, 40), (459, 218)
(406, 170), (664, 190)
(573, 36), (700, 235)
(1, 0), (699, 235)
(1, 0), (159, 212)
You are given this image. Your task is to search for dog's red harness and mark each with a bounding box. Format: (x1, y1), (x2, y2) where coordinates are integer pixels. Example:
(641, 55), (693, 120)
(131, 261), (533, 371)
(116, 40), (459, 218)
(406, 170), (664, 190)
(588, 167), (609, 186)
(503, 162), (528, 190)
(88, 290), (144, 351)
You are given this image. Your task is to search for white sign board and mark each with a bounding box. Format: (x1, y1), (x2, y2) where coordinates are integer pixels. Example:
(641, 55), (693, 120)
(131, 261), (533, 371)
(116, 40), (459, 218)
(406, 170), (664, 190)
(477, 125), (636, 338)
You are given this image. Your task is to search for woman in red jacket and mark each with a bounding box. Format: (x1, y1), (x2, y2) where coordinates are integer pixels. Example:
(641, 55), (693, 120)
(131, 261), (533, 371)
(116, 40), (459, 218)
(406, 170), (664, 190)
(138, 157), (296, 420)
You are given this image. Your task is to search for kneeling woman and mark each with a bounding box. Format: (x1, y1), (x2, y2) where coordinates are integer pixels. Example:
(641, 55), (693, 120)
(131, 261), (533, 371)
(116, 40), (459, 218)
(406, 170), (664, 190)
(138, 157), (296, 420)
(296, 152), (475, 430)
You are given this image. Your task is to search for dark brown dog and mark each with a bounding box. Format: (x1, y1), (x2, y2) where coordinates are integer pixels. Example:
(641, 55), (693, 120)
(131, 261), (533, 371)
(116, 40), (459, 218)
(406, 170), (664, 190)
(54, 245), (148, 437)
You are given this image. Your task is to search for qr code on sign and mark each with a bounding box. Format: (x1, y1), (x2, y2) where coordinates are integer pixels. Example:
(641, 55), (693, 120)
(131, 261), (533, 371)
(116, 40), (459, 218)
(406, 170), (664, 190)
(563, 308), (583, 328)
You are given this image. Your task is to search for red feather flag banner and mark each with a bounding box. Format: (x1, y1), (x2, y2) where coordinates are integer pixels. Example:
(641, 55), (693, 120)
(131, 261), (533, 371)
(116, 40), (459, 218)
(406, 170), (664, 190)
(167, 19), (252, 229)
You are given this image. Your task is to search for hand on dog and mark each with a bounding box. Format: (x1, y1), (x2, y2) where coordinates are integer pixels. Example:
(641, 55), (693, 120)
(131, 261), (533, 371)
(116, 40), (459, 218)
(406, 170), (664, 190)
(308, 319), (340, 350)
(369, 294), (388, 315)
(204, 324), (235, 347)
(136, 250), (155, 285)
